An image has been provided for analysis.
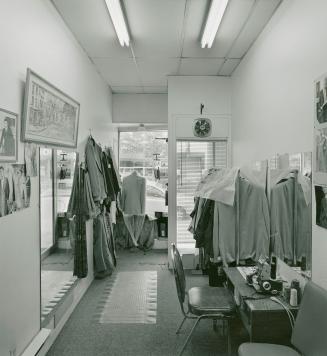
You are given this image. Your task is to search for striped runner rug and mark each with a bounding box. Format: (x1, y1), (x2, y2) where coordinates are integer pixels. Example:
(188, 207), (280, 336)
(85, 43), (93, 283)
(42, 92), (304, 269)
(98, 271), (157, 324)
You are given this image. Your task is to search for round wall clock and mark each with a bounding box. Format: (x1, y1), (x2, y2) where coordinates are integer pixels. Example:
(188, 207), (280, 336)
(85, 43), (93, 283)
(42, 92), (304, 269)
(193, 118), (212, 138)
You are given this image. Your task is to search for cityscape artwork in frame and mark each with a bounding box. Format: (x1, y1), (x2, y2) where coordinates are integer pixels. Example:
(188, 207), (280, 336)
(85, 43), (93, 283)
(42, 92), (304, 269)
(22, 69), (80, 148)
(0, 108), (18, 162)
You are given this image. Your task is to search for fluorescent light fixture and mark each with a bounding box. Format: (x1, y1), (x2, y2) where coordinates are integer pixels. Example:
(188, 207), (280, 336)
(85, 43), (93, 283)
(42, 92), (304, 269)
(201, 0), (229, 48)
(105, 0), (130, 47)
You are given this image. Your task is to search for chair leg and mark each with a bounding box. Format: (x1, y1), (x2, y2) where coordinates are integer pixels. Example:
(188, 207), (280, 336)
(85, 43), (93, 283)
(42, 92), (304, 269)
(178, 317), (202, 356)
(176, 316), (187, 334)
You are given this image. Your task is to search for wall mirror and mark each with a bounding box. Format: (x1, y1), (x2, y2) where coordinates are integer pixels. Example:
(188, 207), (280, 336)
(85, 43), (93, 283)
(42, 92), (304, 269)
(269, 152), (312, 278)
(40, 147), (78, 326)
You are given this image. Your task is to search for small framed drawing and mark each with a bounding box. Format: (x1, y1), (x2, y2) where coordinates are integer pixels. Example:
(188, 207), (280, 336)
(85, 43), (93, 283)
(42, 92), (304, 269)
(0, 108), (18, 162)
(22, 68), (80, 148)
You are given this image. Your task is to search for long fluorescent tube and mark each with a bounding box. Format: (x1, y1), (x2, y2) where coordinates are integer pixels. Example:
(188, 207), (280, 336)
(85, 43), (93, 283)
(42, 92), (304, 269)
(105, 0), (130, 47)
(201, 0), (229, 48)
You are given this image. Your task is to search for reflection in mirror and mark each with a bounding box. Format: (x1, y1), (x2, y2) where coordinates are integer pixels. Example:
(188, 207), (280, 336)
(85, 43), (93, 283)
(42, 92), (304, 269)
(238, 160), (269, 263)
(240, 159), (268, 188)
(269, 152), (312, 278)
(40, 148), (77, 326)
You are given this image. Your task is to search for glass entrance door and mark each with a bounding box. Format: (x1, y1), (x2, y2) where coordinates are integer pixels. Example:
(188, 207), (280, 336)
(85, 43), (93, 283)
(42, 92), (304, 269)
(176, 140), (228, 247)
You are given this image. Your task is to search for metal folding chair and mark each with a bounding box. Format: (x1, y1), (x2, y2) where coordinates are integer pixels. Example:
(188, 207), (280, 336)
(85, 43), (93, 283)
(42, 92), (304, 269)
(171, 243), (236, 355)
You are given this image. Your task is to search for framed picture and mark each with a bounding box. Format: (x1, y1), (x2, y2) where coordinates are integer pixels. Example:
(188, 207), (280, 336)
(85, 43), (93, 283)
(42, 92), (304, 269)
(22, 68), (80, 148)
(315, 74), (327, 125)
(0, 108), (18, 162)
(0, 163), (31, 218)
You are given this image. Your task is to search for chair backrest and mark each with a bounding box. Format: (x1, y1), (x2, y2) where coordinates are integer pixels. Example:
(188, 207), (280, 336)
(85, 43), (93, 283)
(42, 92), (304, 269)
(171, 243), (186, 308)
(291, 281), (327, 355)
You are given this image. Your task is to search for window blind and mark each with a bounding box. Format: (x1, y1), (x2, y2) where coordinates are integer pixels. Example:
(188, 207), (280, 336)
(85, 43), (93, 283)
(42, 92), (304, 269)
(176, 140), (228, 245)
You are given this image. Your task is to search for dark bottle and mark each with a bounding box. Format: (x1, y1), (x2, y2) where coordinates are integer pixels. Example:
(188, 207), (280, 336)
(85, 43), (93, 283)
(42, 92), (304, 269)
(301, 256), (307, 271)
(291, 279), (301, 304)
(270, 256), (277, 279)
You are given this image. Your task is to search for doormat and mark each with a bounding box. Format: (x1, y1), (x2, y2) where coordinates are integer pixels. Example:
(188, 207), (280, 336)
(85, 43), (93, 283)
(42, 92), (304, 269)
(98, 271), (157, 324)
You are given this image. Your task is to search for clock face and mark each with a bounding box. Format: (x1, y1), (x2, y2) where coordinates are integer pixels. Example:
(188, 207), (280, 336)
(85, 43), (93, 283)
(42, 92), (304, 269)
(193, 118), (212, 137)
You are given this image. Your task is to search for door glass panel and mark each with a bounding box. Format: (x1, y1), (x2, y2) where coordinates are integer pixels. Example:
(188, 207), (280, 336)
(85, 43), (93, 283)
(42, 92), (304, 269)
(176, 140), (227, 246)
(56, 150), (77, 215)
(119, 130), (168, 217)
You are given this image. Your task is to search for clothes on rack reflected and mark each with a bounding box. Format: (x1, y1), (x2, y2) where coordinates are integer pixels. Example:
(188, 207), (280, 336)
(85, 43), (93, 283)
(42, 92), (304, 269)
(190, 168), (270, 268)
(194, 167), (239, 206)
(270, 171), (311, 264)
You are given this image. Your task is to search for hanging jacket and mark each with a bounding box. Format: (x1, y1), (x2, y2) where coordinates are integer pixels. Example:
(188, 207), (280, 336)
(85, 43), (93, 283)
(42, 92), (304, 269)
(85, 137), (107, 202)
(270, 177), (295, 262)
(215, 201), (236, 266)
(238, 177), (270, 262)
(102, 151), (117, 202)
(93, 213), (115, 274)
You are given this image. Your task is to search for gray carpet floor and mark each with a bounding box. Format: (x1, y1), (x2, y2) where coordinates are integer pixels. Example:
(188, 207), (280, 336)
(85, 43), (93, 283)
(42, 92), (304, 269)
(47, 249), (248, 356)
(42, 249), (74, 271)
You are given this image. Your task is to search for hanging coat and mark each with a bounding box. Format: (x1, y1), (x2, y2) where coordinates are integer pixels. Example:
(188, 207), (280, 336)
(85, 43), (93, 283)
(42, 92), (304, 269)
(296, 182), (312, 263)
(238, 177), (270, 262)
(93, 213), (115, 274)
(67, 163), (96, 278)
(270, 178), (295, 262)
(85, 137), (107, 202)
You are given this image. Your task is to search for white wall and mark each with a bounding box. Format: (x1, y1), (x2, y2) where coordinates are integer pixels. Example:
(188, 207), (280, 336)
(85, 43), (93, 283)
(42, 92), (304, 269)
(168, 76), (232, 257)
(113, 94), (167, 124)
(232, 0), (327, 288)
(0, 0), (114, 354)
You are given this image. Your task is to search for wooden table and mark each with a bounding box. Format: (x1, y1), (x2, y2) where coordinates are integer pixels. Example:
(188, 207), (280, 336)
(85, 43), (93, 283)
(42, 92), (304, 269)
(224, 267), (297, 344)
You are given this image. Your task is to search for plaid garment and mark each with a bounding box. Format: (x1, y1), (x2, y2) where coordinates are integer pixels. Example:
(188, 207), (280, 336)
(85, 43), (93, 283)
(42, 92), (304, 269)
(67, 159), (100, 279)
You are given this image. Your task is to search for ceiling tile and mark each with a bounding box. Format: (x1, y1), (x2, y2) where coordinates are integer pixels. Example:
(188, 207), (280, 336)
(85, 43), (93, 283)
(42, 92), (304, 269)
(179, 58), (224, 75)
(218, 58), (241, 76)
(124, 0), (186, 57)
(229, 0), (282, 58)
(53, 0), (132, 58)
(142, 86), (168, 93)
(182, 0), (255, 58)
(92, 58), (140, 86)
(111, 86), (144, 94)
(137, 58), (180, 86)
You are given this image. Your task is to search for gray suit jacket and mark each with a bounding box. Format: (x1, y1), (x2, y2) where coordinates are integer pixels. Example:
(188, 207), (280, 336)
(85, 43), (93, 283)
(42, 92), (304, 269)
(120, 172), (146, 215)
(85, 137), (107, 202)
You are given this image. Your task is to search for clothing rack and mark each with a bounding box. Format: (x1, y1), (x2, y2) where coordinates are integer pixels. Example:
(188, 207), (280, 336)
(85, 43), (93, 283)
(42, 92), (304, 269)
(195, 165), (305, 267)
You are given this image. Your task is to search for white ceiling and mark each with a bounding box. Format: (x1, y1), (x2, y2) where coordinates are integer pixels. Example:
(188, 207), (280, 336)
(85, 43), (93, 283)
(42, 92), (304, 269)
(52, 0), (282, 94)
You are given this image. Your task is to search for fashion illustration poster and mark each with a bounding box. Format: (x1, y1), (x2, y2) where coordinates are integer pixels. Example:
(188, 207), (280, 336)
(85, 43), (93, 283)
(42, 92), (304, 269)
(0, 163), (31, 218)
(0, 108), (18, 162)
(24, 142), (38, 177)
